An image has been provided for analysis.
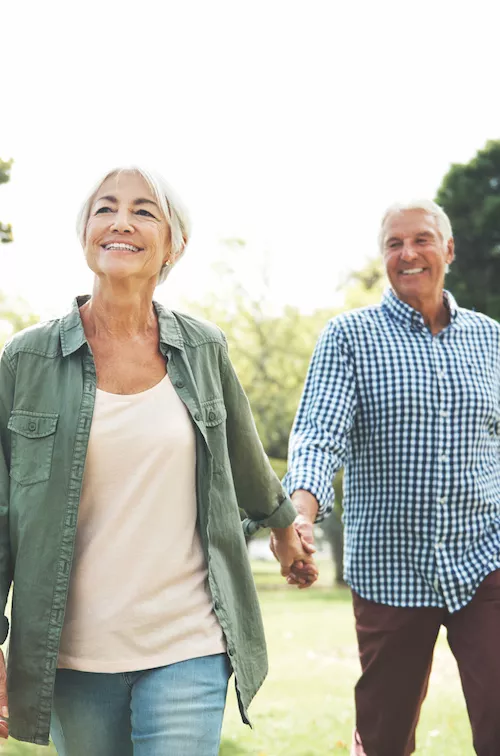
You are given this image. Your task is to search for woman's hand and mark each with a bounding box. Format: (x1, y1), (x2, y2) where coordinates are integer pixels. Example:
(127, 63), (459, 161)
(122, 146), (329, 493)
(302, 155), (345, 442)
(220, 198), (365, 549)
(286, 515), (318, 588)
(270, 524), (318, 589)
(0, 649), (8, 738)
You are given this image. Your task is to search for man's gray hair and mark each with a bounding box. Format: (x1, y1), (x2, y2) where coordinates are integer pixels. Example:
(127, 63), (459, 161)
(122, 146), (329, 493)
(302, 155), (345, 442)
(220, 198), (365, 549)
(76, 166), (192, 284)
(379, 199), (453, 252)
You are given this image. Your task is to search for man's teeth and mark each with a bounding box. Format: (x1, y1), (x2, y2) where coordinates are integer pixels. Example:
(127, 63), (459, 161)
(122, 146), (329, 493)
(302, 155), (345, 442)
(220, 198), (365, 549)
(401, 268), (424, 276)
(104, 243), (140, 252)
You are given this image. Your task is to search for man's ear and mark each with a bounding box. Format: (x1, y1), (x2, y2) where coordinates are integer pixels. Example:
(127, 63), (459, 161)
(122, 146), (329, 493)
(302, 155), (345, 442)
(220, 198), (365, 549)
(446, 237), (455, 265)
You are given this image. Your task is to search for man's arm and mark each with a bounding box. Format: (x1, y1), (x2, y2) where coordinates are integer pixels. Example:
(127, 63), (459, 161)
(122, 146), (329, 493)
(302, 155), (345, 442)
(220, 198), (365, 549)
(284, 319), (357, 519)
(283, 320), (357, 579)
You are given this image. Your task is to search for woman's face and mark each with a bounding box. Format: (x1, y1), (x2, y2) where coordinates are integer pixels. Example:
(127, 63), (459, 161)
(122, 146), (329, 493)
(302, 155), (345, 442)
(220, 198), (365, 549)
(85, 171), (171, 283)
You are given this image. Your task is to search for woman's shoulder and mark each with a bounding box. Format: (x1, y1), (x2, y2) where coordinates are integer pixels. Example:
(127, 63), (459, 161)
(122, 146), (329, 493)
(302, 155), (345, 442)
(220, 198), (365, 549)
(169, 309), (227, 349)
(3, 317), (62, 361)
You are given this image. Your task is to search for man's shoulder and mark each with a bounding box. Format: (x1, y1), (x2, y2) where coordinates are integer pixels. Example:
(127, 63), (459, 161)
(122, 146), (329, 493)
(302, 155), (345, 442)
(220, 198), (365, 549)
(324, 304), (384, 336)
(457, 306), (500, 337)
(3, 317), (62, 361)
(170, 310), (226, 349)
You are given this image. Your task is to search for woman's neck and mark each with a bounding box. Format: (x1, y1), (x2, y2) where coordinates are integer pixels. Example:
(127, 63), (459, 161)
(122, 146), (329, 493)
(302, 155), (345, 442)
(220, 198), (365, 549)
(80, 280), (158, 340)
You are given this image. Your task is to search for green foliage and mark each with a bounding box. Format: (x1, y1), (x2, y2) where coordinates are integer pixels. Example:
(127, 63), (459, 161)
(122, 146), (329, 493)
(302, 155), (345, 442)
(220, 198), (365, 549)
(0, 158), (13, 243)
(0, 293), (39, 348)
(189, 250), (384, 463)
(436, 140), (500, 319)
(190, 255), (334, 461)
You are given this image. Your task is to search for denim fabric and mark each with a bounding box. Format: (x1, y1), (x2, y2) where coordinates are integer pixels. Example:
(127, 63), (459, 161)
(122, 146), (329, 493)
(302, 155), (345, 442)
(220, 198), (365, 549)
(51, 654), (231, 756)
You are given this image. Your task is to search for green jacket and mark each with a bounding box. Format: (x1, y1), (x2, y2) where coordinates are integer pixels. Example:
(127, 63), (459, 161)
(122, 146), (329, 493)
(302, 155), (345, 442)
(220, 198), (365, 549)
(0, 296), (297, 745)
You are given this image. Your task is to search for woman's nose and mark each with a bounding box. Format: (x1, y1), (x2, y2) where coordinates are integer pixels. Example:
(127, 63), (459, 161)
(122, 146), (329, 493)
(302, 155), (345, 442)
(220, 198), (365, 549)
(110, 210), (134, 234)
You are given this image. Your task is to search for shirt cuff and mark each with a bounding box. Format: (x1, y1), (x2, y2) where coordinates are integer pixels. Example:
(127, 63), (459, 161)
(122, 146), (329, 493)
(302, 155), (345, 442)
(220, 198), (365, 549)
(282, 470), (334, 523)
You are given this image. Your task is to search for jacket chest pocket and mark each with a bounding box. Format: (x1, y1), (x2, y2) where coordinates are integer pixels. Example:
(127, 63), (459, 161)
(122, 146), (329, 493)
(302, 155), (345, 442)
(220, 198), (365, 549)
(202, 399), (228, 472)
(8, 411), (59, 486)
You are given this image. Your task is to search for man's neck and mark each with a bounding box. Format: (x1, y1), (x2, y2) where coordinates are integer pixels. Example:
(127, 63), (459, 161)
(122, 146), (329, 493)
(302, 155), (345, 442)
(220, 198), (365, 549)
(398, 290), (450, 335)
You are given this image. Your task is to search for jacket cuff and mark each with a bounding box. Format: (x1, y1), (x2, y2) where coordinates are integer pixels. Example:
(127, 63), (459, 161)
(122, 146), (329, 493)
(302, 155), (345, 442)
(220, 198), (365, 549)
(242, 495), (297, 536)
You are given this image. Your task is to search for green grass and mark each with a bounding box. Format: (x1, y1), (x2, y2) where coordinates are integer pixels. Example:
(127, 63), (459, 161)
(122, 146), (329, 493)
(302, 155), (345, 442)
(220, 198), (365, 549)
(0, 561), (474, 755)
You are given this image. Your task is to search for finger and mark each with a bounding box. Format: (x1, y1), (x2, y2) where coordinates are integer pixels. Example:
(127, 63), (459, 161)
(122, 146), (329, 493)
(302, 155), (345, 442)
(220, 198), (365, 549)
(300, 541), (316, 554)
(288, 572), (308, 585)
(295, 522), (314, 543)
(291, 563), (318, 577)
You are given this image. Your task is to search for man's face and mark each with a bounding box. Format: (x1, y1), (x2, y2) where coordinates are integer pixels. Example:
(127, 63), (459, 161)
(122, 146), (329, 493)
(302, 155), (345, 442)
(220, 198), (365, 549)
(382, 210), (455, 304)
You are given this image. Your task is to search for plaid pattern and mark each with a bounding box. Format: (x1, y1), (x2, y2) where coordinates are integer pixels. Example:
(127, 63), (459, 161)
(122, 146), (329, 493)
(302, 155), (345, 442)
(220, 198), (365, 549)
(284, 289), (500, 612)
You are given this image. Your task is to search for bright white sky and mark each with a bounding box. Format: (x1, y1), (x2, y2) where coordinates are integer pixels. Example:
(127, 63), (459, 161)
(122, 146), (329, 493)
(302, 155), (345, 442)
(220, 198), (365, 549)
(1, 0), (499, 319)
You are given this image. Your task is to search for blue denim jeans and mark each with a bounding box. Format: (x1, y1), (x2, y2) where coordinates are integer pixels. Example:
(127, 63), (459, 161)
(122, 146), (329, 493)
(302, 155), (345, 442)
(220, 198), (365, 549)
(50, 653), (231, 756)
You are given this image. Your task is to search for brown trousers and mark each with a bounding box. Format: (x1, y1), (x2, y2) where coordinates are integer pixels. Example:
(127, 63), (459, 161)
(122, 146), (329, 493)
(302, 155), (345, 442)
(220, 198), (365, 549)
(352, 570), (500, 756)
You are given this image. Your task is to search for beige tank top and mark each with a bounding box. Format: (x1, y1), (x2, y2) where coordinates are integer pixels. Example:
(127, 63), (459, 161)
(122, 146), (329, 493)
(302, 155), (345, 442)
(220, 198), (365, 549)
(58, 373), (225, 672)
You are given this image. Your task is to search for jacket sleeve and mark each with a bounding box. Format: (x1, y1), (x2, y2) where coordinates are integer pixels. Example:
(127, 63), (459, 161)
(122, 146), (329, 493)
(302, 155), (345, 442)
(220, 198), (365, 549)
(0, 347), (14, 643)
(220, 339), (297, 536)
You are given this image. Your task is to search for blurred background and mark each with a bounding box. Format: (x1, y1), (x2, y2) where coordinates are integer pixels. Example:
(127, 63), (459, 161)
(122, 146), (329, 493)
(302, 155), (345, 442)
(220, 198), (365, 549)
(2, 0), (500, 753)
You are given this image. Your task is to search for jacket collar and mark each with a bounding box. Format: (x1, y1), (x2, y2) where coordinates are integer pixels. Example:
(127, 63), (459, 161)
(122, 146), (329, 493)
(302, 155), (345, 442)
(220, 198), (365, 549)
(381, 287), (460, 331)
(60, 295), (185, 357)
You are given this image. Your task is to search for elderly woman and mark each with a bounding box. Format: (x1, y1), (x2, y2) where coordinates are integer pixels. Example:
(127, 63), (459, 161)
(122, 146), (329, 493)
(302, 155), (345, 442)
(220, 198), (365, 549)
(0, 167), (317, 755)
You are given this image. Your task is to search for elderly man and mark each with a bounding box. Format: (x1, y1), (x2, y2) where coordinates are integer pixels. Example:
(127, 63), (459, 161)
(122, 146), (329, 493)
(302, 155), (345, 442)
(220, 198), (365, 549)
(284, 200), (500, 756)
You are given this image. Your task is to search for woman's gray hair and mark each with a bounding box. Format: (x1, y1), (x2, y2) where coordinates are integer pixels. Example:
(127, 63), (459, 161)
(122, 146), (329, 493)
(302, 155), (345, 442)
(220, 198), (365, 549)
(76, 166), (191, 284)
(378, 199), (453, 252)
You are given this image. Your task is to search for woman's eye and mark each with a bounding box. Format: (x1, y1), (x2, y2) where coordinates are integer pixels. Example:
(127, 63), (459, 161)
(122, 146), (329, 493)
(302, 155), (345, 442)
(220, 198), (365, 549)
(95, 206), (112, 214)
(136, 208), (155, 218)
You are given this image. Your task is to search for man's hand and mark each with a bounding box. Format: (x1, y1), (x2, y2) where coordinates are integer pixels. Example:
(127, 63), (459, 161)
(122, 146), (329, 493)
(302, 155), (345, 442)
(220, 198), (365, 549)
(287, 514), (318, 586)
(270, 524), (318, 589)
(0, 649), (8, 739)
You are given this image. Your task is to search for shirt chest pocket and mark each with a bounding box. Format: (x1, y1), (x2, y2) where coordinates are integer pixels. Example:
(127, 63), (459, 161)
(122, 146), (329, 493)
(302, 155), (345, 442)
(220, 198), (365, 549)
(202, 399), (228, 471)
(7, 411), (59, 486)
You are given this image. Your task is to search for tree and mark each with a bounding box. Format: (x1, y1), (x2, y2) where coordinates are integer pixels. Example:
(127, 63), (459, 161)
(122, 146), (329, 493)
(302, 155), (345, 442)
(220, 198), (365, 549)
(190, 249), (333, 461)
(0, 158), (13, 244)
(188, 246), (386, 582)
(436, 140), (500, 319)
(0, 293), (39, 349)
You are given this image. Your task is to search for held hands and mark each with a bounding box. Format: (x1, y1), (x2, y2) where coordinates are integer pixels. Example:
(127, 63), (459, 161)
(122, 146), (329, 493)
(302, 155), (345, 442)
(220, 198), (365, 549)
(270, 518), (318, 589)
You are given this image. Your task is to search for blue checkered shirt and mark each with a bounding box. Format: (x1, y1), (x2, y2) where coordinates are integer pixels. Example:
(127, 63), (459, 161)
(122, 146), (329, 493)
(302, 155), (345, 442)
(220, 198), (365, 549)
(284, 289), (500, 612)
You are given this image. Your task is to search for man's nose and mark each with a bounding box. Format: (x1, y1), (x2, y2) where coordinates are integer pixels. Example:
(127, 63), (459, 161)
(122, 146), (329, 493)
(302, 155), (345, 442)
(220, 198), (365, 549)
(401, 243), (417, 260)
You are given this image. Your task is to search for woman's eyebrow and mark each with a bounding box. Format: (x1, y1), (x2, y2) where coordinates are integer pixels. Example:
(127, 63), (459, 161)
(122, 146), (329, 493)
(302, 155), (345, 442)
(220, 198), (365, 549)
(133, 198), (159, 208)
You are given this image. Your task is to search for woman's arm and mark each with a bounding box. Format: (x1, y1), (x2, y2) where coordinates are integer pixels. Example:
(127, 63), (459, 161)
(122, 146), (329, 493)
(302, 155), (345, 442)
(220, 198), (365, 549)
(0, 347), (15, 735)
(0, 348), (14, 641)
(220, 341), (297, 531)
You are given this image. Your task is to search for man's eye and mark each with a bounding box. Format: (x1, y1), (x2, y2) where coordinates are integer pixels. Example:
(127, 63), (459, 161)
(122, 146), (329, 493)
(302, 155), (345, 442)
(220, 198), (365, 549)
(417, 238), (427, 244)
(95, 206), (112, 214)
(136, 209), (155, 218)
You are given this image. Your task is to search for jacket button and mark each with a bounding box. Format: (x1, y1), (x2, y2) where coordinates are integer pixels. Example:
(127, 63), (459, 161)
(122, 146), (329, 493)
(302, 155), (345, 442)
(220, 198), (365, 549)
(208, 411), (216, 421)
(194, 412), (201, 421)
(175, 380), (184, 389)
(28, 422), (37, 432)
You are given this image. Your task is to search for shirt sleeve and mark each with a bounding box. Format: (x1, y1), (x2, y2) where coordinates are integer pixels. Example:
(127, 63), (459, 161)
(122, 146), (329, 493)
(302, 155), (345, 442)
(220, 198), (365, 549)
(0, 347), (14, 643)
(283, 319), (357, 522)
